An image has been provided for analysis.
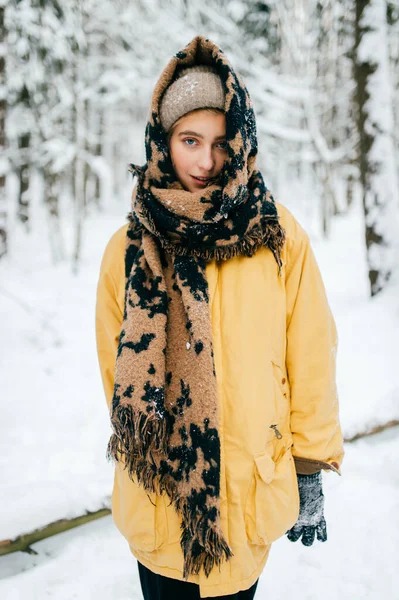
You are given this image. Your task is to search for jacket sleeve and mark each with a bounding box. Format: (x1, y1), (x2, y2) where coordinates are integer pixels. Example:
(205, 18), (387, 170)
(95, 227), (125, 412)
(284, 218), (344, 475)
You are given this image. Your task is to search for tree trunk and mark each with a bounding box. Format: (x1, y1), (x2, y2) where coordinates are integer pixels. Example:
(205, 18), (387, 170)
(346, 173), (354, 209)
(0, 3), (7, 258)
(72, 65), (87, 273)
(71, 20), (87, 275)
(94, 108), (103, 206)
(43, 168), (66, 263)
(17, 131), (31, 228)
(354, 0), (399, 296)
(83, 96), (90, 207)
(72, 92), (86, 274)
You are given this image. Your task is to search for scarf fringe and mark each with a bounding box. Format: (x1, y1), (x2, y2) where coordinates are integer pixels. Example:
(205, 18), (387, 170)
(157, 220), (285, 272)
(177, 493), (233, 578)
(128, 210), (286, 271)
(106, 404), (178, 497)
(107, 404), (233, 578)
(180, 520), (234, 579)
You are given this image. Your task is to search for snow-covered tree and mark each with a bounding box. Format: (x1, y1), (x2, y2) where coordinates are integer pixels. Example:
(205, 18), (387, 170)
(387, 2), (399, 179)
(354, 0), (399, 295)
(1, 0), (398, 287)
(0, 1), (6, 258)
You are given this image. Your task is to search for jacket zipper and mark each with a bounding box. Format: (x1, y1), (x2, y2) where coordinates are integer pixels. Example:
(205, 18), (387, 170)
(270, 424), (283, 440)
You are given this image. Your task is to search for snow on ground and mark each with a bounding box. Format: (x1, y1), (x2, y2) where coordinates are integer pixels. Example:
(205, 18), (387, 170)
(0, 201), (125, 541)
(1, 190), (398, 597)
(1, 427), (398, 599)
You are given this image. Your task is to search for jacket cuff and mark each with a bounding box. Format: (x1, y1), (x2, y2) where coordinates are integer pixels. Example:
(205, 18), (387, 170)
(293, 456), (342, 476)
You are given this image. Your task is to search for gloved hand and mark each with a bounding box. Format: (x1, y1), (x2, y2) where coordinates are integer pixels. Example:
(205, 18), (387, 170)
(286, 471), (327, 546)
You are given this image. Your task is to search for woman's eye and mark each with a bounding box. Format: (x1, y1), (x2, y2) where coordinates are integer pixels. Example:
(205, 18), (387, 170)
(184, 138), (196, 146)
(217, 141), (227, 149)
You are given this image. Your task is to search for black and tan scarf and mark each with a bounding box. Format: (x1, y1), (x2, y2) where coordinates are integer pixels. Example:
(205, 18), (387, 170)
(106, 35), (286, 578)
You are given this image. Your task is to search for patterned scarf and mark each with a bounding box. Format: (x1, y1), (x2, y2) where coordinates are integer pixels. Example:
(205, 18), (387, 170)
(106, 35), (285, 579)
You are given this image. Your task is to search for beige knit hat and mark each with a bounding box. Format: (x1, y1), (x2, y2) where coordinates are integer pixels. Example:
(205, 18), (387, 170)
(159, 65), (225, 132)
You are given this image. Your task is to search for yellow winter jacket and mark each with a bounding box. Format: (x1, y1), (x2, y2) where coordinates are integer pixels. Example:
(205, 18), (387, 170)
(95, 202), (344, 598)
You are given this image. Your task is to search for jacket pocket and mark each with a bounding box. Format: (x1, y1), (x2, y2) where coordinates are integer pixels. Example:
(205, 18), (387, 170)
(245, 442), (299, 545)
(111, 466), (168, 552)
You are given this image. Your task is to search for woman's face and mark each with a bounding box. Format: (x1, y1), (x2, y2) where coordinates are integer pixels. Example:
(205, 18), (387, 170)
(168, 110), (228, 193)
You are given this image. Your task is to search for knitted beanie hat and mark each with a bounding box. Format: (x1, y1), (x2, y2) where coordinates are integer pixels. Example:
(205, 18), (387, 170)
(159, 65), (225, 132)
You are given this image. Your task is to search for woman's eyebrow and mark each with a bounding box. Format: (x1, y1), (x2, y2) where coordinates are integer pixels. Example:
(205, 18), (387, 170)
(178, 130), (226, 140)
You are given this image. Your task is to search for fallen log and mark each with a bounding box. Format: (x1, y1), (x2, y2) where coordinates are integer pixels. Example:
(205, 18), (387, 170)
(344, 419), (399, 443)
(0, 507), (111, 557)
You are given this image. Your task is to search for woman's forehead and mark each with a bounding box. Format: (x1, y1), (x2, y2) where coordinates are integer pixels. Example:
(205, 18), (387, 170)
(172, 110), (226, 138)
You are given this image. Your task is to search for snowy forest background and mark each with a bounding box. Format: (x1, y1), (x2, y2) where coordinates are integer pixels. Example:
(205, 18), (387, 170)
(1, 1), (399, 599)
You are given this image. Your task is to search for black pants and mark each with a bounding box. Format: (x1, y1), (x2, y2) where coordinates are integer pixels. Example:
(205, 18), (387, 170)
(137, 561), (259, 600)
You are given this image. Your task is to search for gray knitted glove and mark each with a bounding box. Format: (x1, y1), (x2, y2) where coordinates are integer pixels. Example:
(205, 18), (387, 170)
(286, 471), (327, 546)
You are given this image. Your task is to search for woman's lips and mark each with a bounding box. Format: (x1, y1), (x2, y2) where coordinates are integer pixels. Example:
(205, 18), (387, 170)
(191, 175), (214, 186)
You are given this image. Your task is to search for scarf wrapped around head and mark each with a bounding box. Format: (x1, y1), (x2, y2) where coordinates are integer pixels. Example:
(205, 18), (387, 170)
(106, 35), (286, 579)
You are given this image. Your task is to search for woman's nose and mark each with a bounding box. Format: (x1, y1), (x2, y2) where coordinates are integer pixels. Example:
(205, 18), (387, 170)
(197, 147), (215, 171)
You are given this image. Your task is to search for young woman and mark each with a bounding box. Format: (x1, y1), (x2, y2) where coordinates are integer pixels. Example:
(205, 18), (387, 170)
(95, 36), (344, 600)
